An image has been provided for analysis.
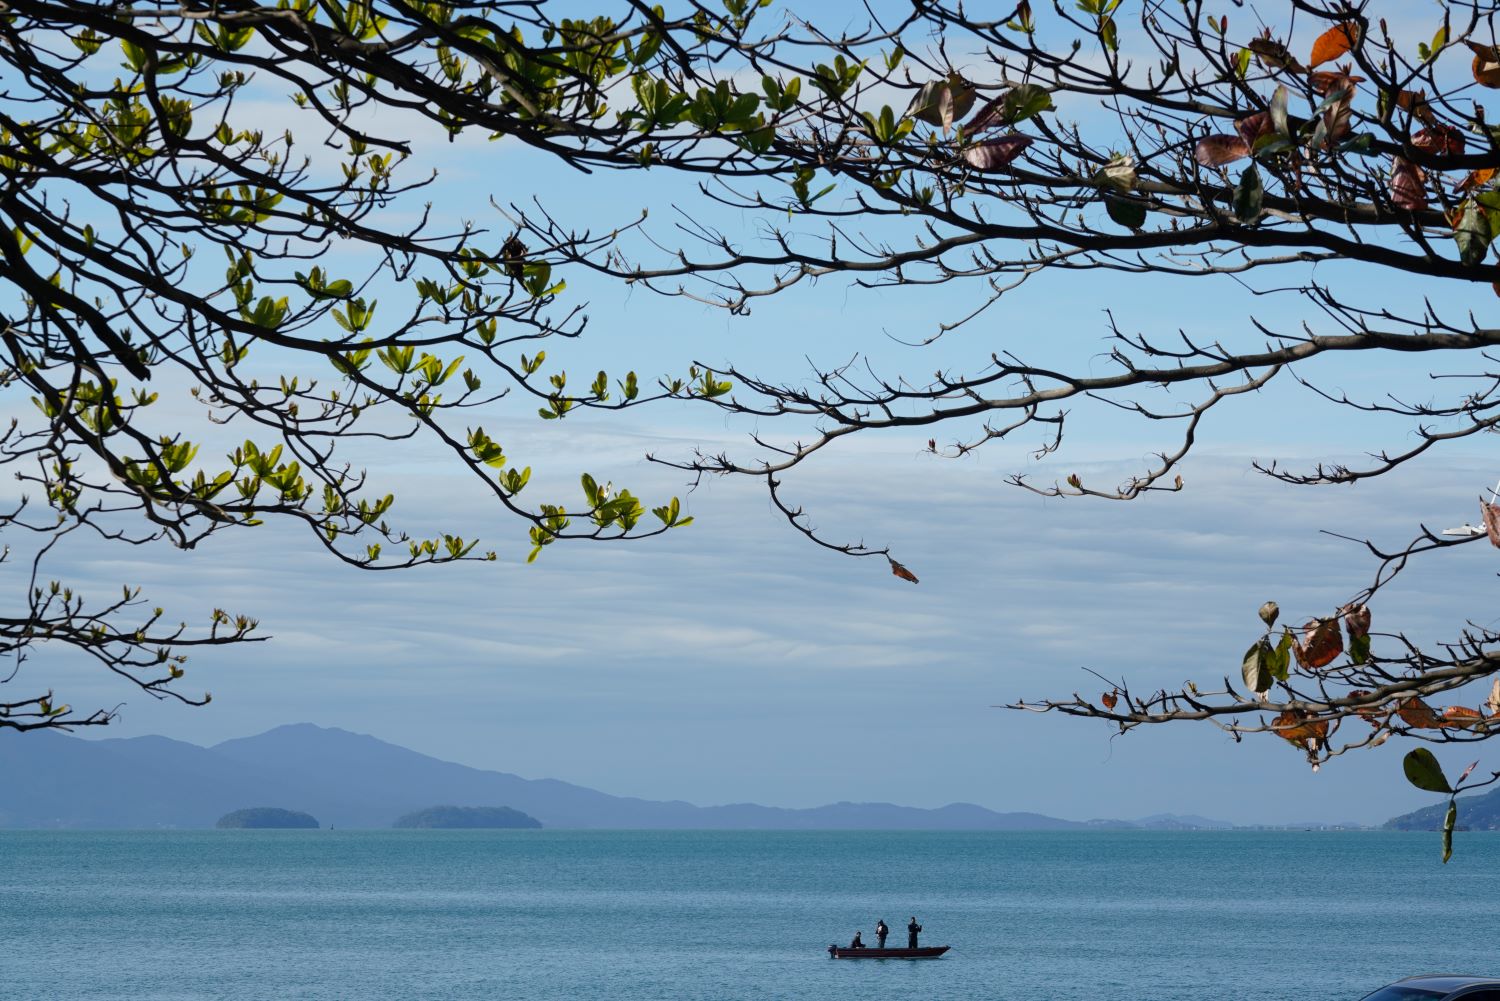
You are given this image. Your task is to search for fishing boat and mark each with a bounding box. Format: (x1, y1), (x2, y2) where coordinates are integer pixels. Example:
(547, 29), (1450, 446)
(827, 945), (950, 960)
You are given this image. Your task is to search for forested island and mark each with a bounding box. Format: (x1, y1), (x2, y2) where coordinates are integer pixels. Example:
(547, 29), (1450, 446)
(1387, 785), (1500, 832)
(393, 806), (541, 829)
(216, 807), (320, 829)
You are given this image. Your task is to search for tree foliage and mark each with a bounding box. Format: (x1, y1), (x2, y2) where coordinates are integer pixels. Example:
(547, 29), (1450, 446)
(0, 0), (713, 729)
(9, 0), (1500, 819)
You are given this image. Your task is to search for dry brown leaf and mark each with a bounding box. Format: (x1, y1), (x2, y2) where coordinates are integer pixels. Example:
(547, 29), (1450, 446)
(1482, 498), (1500, 547)
(1468, 41), (1500, 88)
(1346, 689), (1384, 725)
(1319, 86), (1355, 145)
(890, 560), (919, 584)
(1441, 706), (1484, 729)
(1460, 167), (1497, 193)
(1271, 708), (1330, 748)
(1390, 89), (1439, 126)
(501, 235), (528, 279)
(1397, 696), (1442, 729)
(1309, 69), (1365, 95)
(1250, 34), (1305, 73)
(1101, 691), (1119, 711)
(1309, 23), (1359, 69)
(1294, 617), (1343, 669)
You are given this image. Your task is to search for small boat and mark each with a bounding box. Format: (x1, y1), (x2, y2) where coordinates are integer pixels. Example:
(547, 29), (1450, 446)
(827, 945), (950, 960)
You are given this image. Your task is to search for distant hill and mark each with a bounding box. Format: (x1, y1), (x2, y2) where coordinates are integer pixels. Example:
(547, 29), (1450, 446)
(394, 806), (542, 829)
(0, 723), (1257, 831)
(1386, 786), (1500, 831)
(0, 723), (1126, 831)
(217, 807), (320, 829)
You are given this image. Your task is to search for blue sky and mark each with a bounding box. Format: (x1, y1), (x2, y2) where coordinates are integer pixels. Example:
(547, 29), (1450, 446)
(20, 1), (1500, 827)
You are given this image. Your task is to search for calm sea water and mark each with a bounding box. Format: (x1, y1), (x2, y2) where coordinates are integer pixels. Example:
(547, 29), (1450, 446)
(2, 830), (1497, 1000)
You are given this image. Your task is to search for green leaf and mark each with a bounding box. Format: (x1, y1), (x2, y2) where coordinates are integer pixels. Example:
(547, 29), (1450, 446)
(1234, 165), (1264, 223)
(1336, 133), (1376, 156)
(1443, 800), (1457, 863)
(1241, 640), (1272, 694)
(1266, 631), (1293, 683)
(1454, 200), (1491, 266)
(1105, 193), (1147, 230)
(1403, 747), (1452, 794)
(1268, 84), (1290, 138)
(1098, 14), (1118, 52)
(1348, 632), (1371, 665)
(1093, 154), (1137, 192)
(1000, 83), (1054, 126)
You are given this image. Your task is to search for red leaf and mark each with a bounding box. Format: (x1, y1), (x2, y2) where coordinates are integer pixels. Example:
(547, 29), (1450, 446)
(1390, 158), (1428, 211)
(1235, 112), (1272, 148)
(1101, 691), (1118, 711)
(1309, 23), (1359, 69)
(889, 560), (919, 584)
(1194, 134), (1251, 167)
(967, 96), (1006, 133)
(1413, 126), (1466, 157)
(1342, 603), (1371, 641)
(962, 135), (1032, 171)
(1294, 617), (1343, 669)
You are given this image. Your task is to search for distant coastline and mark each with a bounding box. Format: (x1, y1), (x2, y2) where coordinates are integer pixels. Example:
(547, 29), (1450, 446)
(0, 723), (1381, 831)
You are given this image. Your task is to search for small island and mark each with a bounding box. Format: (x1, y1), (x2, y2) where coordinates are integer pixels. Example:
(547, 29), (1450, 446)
(216, 807), (320, 829)
(392, 805), (542, 829)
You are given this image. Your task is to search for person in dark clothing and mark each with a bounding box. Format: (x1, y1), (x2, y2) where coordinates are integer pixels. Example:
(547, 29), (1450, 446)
(907, 917), (922, 949)
(849, 931), (865, 949)
(875, 919), (889, 949)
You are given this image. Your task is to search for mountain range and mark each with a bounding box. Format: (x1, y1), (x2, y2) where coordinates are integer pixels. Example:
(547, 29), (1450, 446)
(2, 723), (1243, 830)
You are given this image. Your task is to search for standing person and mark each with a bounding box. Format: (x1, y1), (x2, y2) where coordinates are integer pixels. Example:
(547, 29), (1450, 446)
(875, 919), (889, 949)
(907, 916), (922, 949)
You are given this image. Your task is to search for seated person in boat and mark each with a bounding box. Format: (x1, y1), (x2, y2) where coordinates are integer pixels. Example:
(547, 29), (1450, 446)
(849, 931), (865, 949)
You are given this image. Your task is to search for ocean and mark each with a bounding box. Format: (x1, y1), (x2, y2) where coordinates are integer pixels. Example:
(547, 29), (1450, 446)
(3, 829), (1496, 1000)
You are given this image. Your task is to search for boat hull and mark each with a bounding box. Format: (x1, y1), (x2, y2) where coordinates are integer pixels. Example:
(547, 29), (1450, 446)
(827, 945), (949, 960)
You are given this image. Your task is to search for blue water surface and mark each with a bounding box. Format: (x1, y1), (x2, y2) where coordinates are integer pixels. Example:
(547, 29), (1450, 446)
(2, 830), (1496, 1000)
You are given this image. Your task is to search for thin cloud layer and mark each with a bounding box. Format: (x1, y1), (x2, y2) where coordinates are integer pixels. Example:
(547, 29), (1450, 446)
(25, 419), (1498, 827)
